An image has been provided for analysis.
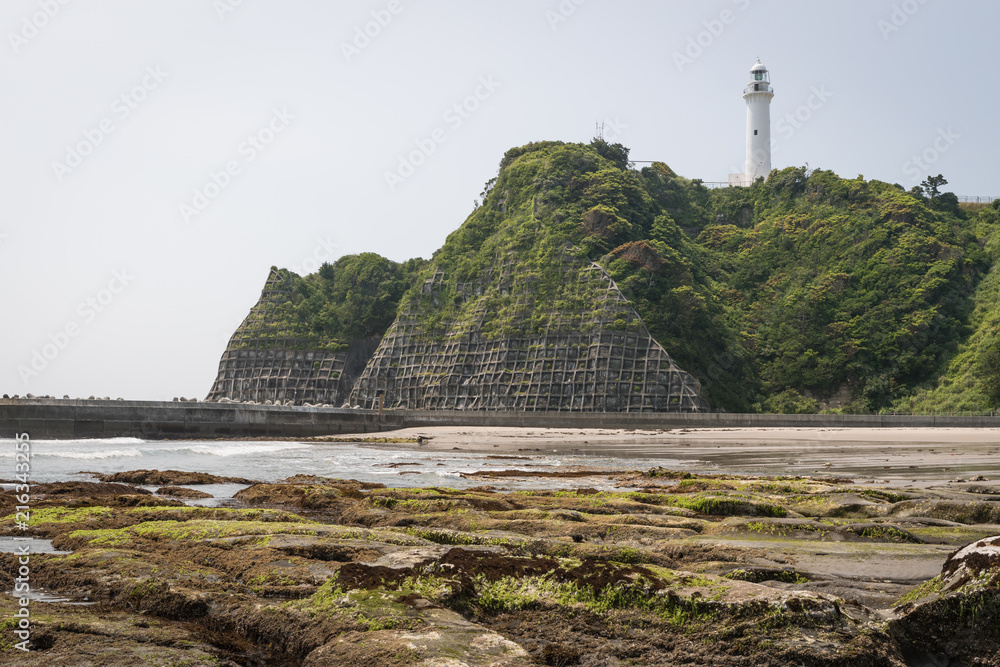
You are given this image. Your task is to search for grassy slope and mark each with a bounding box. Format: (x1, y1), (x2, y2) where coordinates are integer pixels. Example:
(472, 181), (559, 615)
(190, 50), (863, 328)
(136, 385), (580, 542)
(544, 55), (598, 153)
(701, 168), (989, 412)
(894, 205), (1000, 412)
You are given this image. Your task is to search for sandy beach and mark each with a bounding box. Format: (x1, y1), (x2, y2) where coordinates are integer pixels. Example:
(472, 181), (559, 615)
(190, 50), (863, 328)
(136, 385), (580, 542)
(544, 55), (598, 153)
(326, 426), (1000, 486)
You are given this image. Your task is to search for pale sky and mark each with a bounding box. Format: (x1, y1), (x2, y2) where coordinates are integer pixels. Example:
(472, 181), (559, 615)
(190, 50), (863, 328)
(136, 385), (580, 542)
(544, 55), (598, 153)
(3, 0), (998, 401)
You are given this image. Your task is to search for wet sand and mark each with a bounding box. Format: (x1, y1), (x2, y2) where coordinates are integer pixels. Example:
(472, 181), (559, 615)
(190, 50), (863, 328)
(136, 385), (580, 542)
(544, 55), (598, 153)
(327, 426), (1000, 486)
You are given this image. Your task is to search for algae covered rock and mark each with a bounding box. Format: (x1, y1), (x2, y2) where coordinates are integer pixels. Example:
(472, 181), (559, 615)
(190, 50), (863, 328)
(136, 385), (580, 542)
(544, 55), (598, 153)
(157, 486), (214, 499)
(98, 469), (258, 485)
(941, 534), (1000, 591)
(889, 535), (1000, 666)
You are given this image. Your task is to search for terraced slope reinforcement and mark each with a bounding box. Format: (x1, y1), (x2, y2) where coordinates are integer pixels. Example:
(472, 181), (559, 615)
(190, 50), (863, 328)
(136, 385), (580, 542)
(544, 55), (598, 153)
(207, 253), (424, 406)
(351, 250), (706, 411)
(351, 140), (715, 411)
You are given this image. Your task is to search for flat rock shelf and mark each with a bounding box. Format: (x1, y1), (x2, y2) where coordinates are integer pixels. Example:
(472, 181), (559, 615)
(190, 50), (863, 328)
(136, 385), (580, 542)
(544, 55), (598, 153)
(2, 465), (998, 665)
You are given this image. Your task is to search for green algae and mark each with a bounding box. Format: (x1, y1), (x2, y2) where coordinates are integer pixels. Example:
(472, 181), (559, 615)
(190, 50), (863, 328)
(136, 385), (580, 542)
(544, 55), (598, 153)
(404, 527), (528, 548)
(8, 505), (115, 525)
(895, 576), (947, 606)
(291, 580), (419, 631)
(664, 495), (787, 518)
(471, 574), (715, 627)
(127, 507), (312, 522)
(71, 520), (322, 546)
(834, 488), (916, 504)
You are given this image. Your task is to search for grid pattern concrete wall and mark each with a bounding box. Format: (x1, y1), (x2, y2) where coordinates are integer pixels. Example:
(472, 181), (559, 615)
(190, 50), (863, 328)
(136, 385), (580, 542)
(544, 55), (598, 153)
(352, 252), (706, 412)
(206, 269), (351, 406)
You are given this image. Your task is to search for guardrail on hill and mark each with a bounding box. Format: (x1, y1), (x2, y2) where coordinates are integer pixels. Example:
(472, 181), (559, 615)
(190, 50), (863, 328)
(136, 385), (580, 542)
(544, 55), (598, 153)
(686, 183), (997, 202)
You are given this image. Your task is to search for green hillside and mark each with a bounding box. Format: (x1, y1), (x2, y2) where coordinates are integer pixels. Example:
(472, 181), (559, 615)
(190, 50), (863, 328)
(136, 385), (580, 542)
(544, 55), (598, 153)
(247, 140), (1000, 413)
(246, 253), (427, 351)
(402, 140), (754, 411)
(893, 203), (1000, 412)
(700, 169), (991, 412)
(421, 139), (999, 412)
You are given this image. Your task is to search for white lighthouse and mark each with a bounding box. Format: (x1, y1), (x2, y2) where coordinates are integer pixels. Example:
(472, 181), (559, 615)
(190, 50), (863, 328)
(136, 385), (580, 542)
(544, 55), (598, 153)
(730, 59), (774, 186)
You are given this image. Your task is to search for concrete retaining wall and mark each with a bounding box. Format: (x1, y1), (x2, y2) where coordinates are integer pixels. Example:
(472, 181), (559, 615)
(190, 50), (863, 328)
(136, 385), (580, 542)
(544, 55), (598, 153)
(1, 399), (997, 440)
(0, 399), (406, 440)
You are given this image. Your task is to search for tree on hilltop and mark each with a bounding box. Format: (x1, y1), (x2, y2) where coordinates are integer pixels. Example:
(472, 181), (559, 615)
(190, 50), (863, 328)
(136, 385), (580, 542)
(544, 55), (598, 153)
(920, 174), (948, 199)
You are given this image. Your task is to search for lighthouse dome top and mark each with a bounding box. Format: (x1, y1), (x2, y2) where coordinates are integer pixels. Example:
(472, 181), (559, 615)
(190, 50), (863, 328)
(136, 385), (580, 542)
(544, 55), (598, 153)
(748, 59), (771, 85)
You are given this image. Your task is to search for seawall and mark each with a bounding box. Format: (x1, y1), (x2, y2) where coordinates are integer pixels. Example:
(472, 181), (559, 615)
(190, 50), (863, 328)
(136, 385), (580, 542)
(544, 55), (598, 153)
(0, 399), (998, 440)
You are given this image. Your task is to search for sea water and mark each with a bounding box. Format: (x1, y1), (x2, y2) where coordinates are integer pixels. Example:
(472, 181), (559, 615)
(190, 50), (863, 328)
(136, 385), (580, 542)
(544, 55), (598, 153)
(0, 437), (682, 502)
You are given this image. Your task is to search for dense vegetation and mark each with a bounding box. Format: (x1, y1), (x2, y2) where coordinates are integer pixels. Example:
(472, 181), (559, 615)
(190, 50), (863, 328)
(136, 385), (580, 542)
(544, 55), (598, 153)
(894, 203), (1000, 412)
(701, 170), (992, 413)
(254, 253), (427, 351)
(262, 140), (999, 413)
(403, 140), (756, 410)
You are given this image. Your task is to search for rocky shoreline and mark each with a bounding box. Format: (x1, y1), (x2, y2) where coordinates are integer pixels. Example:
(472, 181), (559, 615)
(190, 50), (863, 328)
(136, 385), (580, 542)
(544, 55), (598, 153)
(2, 464), (999, 665)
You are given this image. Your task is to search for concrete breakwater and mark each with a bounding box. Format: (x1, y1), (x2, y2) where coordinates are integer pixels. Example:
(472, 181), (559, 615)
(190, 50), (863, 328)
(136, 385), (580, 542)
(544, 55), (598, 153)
(0, 398), (998, 440)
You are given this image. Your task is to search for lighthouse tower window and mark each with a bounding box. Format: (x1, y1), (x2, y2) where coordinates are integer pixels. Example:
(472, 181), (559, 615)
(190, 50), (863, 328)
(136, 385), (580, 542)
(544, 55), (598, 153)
(754, 130), (758, 135)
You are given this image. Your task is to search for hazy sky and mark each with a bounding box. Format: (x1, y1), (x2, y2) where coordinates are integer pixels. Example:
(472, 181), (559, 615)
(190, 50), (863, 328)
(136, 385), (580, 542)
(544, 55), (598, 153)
(3, 0), (998, 401)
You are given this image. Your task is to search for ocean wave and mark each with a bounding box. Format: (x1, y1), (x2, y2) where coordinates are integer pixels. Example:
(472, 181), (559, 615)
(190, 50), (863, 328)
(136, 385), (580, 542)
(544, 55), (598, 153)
(33, 448), (144, 460)
(182, 442), (313, 457)
(29, 437), (147, 446)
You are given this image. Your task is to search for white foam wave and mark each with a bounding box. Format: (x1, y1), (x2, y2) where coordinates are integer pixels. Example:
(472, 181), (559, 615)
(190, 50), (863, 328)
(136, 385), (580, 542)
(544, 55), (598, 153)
(31, 437), (146, 446)
(182, 442), (313, 457)
(34, 448), (144, 460)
